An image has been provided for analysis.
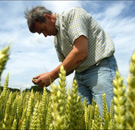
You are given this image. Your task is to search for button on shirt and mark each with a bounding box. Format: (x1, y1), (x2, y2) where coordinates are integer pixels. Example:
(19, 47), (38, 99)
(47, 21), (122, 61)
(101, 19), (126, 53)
(54, 7), (115, 73)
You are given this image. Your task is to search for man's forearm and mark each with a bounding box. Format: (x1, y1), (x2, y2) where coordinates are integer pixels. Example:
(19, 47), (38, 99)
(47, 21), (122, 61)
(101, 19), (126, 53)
(50, 64), (74, 81)
(50, 48), (87, 81)
(50, 36), (88, 81)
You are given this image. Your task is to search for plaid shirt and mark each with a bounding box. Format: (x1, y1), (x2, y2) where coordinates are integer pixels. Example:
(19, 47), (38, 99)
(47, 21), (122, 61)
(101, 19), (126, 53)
(54, 7), (115, 73)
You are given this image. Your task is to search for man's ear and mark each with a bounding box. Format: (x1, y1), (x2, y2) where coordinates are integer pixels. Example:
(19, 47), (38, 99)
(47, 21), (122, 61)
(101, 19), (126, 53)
(44, 14), (51, 20)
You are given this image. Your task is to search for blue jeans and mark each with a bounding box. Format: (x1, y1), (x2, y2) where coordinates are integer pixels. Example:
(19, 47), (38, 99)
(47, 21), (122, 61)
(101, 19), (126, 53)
(75, 56), (117, 117)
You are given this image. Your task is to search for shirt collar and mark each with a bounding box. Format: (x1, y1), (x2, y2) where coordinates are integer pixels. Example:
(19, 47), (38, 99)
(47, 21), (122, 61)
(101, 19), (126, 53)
(55, 13), (60, 31)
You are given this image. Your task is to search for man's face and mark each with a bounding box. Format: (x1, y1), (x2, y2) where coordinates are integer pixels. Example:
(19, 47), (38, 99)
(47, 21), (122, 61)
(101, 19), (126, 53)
(34, 15), (57, 37)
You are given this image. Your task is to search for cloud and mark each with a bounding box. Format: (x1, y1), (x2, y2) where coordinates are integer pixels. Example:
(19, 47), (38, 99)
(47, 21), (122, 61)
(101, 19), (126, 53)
(104, 3), (125, 18)
(41, 1), (81, 13)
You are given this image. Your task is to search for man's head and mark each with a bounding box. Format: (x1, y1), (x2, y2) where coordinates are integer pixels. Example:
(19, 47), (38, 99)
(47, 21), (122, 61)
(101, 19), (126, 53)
(25, 6), (57, 37)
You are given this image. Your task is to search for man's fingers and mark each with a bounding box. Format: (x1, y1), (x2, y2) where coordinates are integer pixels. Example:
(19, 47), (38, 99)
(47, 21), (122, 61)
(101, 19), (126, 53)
(32, 79), (37, 84)
(32, 78), (41, 85)
(32, 78), (37, 82)
(32, 78), (45, 87)
(33, 74), (42, 79)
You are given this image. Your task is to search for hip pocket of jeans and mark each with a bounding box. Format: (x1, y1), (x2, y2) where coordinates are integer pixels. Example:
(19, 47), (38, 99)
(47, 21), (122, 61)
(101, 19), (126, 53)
(107, 57), (117, 79)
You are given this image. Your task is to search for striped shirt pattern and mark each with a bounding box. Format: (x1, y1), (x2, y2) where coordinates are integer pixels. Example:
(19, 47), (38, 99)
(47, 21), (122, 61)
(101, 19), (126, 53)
(54, 7), (115, 73)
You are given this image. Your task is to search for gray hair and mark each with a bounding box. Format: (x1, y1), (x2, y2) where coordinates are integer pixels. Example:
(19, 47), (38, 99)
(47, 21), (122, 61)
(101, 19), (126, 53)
(24, 6), (52, 33)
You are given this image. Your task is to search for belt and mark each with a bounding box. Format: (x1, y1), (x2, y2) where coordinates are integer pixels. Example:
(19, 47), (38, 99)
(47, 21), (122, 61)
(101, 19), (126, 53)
(92, 55), (114, 67)
(76, 55), (114, 74)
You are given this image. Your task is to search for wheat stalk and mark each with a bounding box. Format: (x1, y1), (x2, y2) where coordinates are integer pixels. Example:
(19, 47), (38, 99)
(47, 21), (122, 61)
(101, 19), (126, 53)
(0, 46), (10, 81)
(113, 70), (126, 129)
(126, 51), (135, 129)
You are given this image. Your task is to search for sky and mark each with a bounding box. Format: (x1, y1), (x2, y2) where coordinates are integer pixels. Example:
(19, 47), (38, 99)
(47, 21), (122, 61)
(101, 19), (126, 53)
(0, 1), (135, 91)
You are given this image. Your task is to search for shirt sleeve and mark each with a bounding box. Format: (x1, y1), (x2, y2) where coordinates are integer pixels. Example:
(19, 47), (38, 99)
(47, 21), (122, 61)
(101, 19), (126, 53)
(66, 8), (89, 44)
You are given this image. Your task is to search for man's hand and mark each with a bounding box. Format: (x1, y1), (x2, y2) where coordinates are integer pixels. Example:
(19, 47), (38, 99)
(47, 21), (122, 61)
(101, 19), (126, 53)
(32, 72), (54, 87)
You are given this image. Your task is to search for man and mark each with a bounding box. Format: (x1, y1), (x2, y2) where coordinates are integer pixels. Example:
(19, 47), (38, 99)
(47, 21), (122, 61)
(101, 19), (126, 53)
(25, 6), (117, 116)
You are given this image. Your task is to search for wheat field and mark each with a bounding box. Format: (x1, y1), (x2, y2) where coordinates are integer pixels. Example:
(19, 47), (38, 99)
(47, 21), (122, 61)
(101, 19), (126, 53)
(0, 46), (135, 130)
